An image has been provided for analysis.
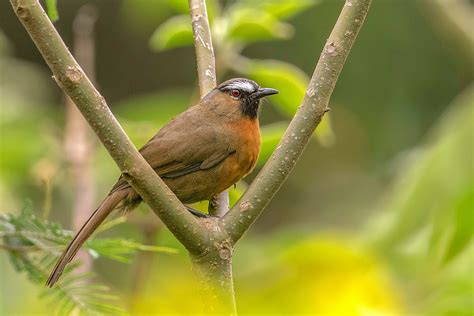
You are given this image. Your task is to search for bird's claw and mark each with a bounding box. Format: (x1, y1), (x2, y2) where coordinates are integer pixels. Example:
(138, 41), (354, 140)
(185, 206), (210, 218)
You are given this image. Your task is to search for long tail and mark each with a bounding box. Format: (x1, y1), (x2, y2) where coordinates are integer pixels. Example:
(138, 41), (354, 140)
(46, 190), (128, 287)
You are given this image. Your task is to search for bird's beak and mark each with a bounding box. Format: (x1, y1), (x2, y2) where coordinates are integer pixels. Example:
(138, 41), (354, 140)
(253, 87), (279, 99)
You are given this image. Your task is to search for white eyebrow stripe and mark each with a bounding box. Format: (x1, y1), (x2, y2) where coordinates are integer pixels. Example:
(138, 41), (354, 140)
(225, 81), (256, 93)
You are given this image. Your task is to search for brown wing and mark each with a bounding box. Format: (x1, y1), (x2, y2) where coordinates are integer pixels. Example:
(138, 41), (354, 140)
(110, 107), (235, 193)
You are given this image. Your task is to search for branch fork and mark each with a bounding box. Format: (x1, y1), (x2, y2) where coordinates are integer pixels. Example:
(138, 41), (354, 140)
(10, 0), (372, 313)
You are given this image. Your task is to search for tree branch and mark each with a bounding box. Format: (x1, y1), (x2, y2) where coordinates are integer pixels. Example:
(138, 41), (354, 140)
(188, 0), (230, 217)
(221, 0), (373, 244)
(189, 0), (217, 96)
(188, 1), (236, 313)
(10, 0), (209, 254)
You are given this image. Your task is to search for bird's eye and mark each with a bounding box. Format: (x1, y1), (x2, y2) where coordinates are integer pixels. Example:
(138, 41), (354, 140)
(231, 89), (241, 98)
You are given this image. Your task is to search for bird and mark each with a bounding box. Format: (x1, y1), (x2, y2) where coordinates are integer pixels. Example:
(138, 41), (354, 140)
(46, 78), (278, 287)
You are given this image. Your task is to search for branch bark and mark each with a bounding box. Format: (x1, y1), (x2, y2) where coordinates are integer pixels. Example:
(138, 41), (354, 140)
(188, 1), (236, 313)
(10, 0), (209, 255)
(221, 0), (373, 244)
(189, 0), (217, 96)
(189, 0), (230, 217)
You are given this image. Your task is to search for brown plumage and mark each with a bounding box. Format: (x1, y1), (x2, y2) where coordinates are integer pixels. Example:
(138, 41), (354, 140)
(46, 78), (278, 286)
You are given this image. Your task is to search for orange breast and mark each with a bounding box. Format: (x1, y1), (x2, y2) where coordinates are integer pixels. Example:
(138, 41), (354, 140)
(228, 117), (261, 176)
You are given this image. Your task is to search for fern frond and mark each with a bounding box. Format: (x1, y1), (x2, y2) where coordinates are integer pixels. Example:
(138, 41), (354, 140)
(86, 238), (178, 262)
(0, 206), (176, 315)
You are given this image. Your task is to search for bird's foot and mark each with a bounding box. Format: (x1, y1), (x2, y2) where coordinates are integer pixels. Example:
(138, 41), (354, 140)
(185, 206), (210, 218)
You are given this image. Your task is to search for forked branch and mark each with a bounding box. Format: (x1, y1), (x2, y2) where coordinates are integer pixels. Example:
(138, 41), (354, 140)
(188, 1), (236, 313)
(10, 0), (372, 313)
(221, 0), (373, 243)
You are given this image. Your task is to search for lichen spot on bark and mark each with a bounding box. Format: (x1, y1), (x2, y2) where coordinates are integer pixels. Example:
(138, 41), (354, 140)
(66, 66), (82, 84)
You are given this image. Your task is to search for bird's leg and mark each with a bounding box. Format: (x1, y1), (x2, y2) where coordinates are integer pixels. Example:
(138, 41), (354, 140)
(185, 206), (209, 218)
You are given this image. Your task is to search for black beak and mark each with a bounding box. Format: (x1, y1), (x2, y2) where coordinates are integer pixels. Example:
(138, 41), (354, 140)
(253, 87), (279, 99)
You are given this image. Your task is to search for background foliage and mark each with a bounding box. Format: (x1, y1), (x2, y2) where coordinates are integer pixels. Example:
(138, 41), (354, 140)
(0, 0), (472, 315)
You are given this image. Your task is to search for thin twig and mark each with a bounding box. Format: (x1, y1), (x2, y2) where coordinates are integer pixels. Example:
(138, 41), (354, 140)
(10, 0), (209, 255)
(188, 0), (229, 217)
(189, 0), (217, 95)
(187, 2), (236, 313)
(221, 0), (373, 244)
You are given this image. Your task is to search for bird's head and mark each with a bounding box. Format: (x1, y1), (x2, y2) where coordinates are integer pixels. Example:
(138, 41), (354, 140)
(208, 78), (279, 119)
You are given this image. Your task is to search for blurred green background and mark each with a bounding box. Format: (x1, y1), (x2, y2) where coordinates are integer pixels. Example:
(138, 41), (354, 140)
(0, 0), (472, 315)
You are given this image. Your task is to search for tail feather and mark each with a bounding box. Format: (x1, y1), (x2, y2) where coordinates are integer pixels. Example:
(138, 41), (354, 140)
(46, 190), (127, 287)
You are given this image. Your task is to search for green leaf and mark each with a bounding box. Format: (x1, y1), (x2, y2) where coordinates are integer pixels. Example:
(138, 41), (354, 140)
(94, 216), (127, 235)
(166, 0), (219, 21)
(246, 59), (307, 116)
(149, 15), (193, 51)
(442, 189), (474, 264)
(225, 6), (293, 43)
(369, 86), (474, 265)
(165, 0), (189, 13)
(245, 59), (335, 146)
(45, 0), (59, 22)
(86, 238), (177, 262)
(241, 0), (319, 20)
